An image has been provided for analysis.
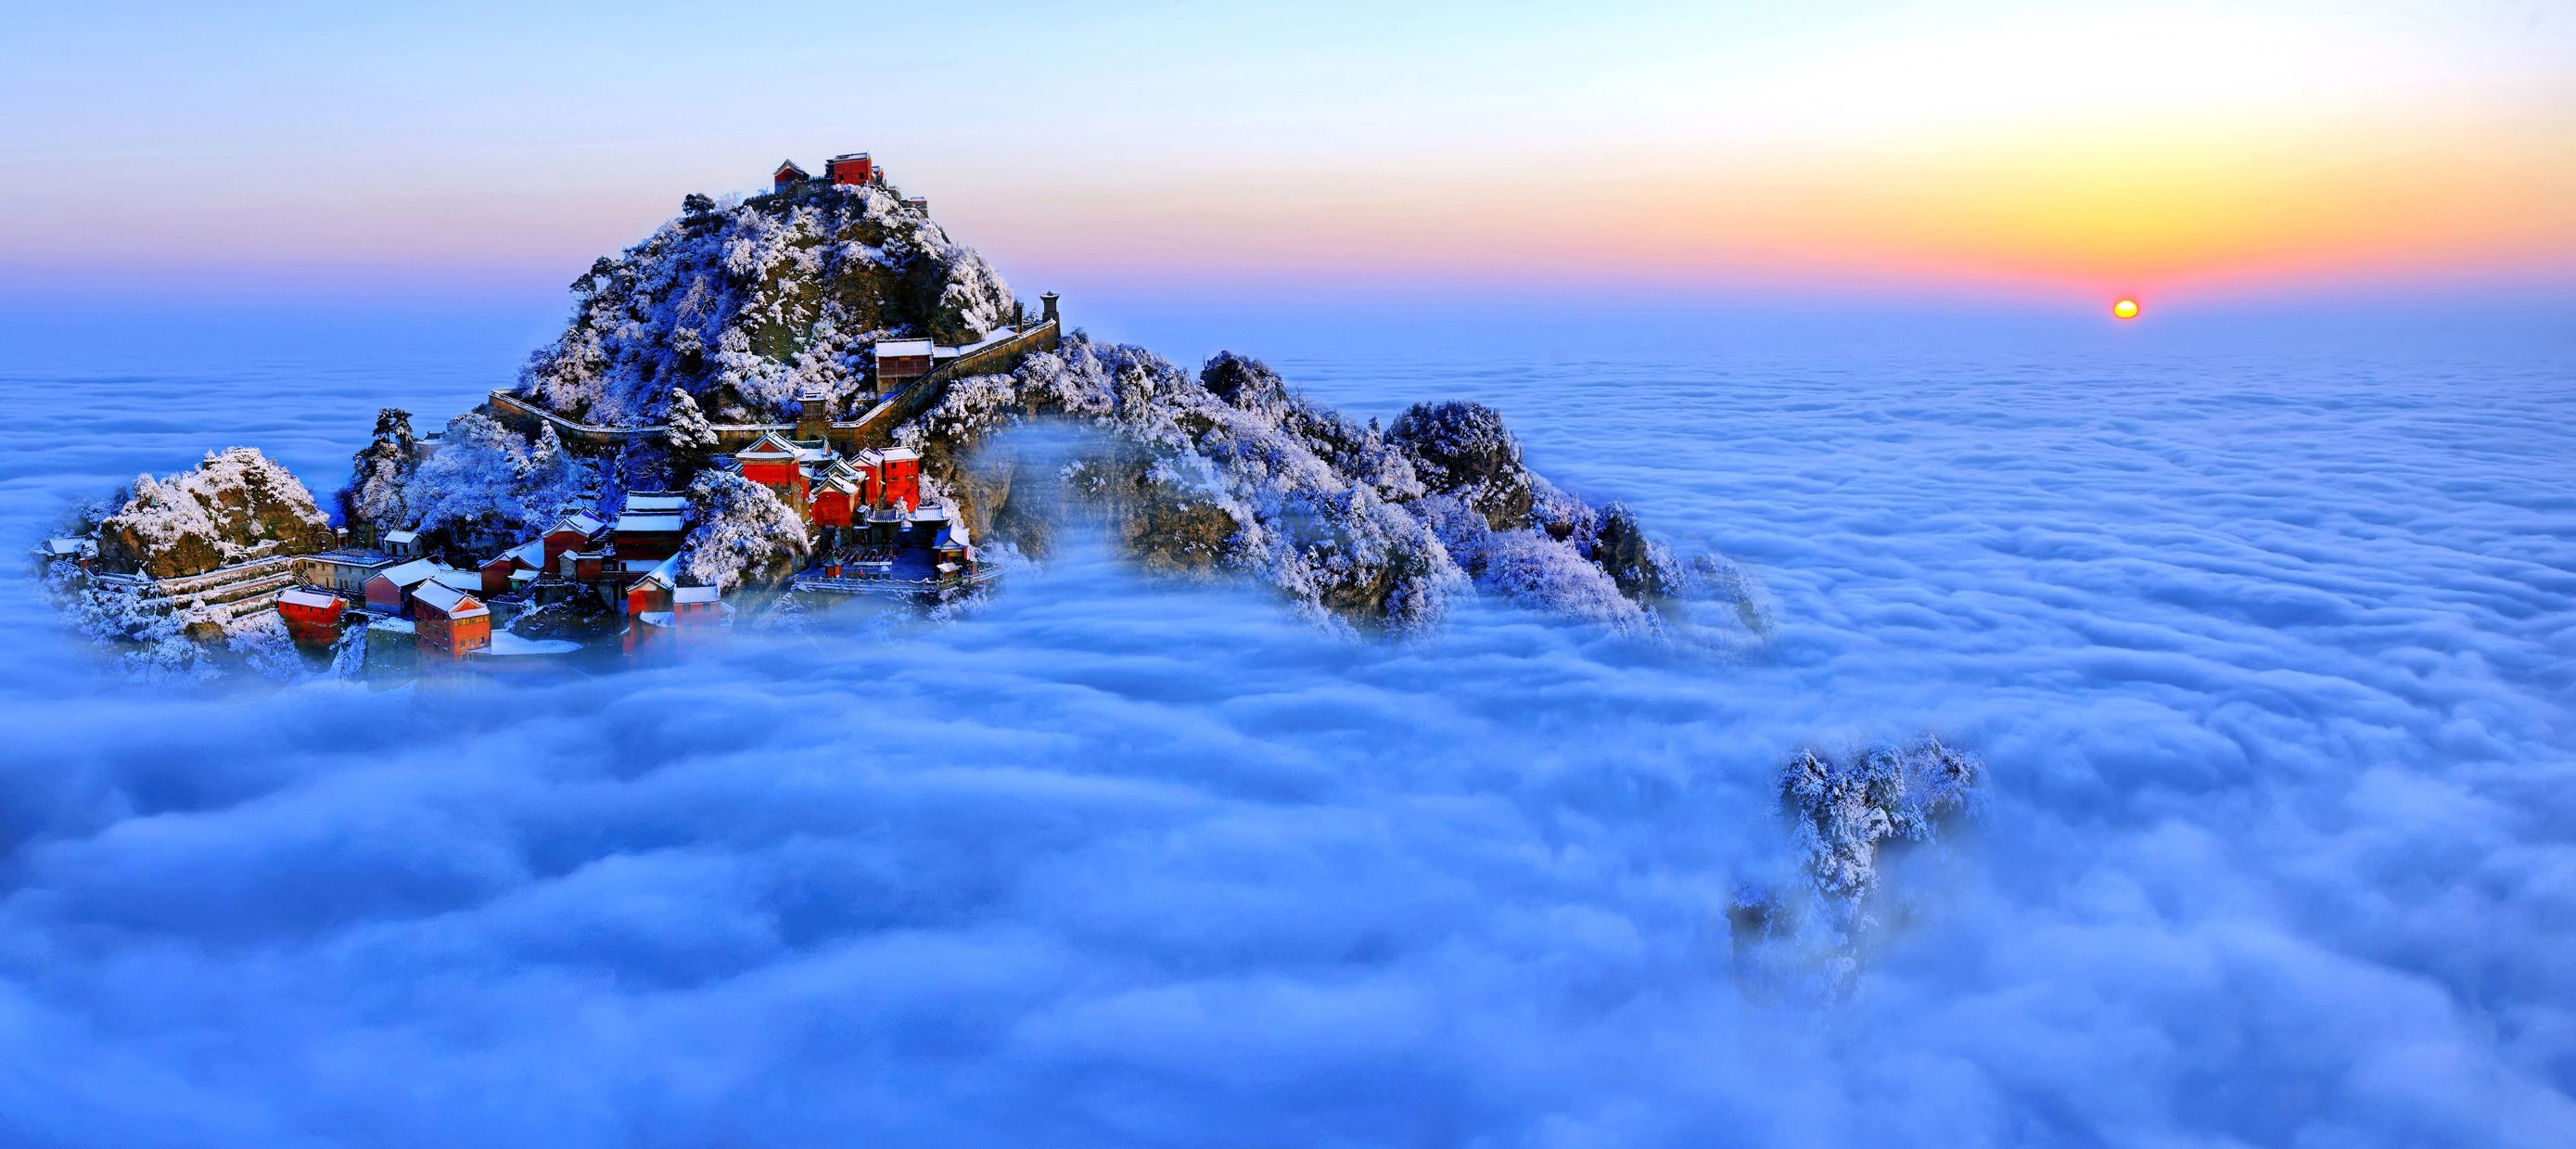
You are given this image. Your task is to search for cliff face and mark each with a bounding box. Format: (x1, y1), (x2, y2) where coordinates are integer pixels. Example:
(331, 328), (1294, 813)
(512, 183), (1016, 428)
(96, 448), (335, 579)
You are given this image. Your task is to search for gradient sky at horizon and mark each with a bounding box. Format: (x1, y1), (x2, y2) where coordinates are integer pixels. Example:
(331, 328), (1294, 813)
(4, 0), (2571, 314)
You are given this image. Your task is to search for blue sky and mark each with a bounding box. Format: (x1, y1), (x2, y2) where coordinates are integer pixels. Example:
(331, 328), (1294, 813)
(3, 1), (2570, 320)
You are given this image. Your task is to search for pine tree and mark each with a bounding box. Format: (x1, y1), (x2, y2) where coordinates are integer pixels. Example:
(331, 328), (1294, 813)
(665, 388), (720, 480)
(343, 407), (419, 540)
(517, 425), (580, 525)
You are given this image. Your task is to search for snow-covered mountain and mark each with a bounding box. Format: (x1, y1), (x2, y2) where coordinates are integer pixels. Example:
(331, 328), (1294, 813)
(513, 182), (1015, 428)
(58, 167), (1762, 645)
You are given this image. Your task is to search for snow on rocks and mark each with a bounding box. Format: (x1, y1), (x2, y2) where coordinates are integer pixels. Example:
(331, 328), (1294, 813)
(95, 447), (334, 579)
(1730, 738), (1986, 1002)
(899, 334), (1728, 634)
(513, 183), (1017, 428)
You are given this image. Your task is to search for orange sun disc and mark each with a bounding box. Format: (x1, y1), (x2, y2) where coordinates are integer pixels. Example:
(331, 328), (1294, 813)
(2112, 299), (2141, 320)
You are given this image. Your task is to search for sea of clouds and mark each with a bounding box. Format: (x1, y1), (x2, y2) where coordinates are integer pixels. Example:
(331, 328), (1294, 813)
(0, 321), (2570, 1146)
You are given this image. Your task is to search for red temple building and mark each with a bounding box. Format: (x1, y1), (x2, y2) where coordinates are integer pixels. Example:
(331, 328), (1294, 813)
(824, 152), (876, 186)
(276, 585), (347, 645)
(479, 538), (544, 595)
(873, 338), (934, 389)
(364, 557), (444, 615)
(612, 500), (689, 562)
(543, 513), (606, 570)
(411, 583), (492, 657)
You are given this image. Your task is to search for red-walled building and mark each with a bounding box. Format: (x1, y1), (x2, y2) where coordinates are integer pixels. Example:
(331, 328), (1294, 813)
(412, 583), (491, 657)
(873, 338), (934, 389)
(734, 431), (814, 509)
(812, 466), (859, 529)
(543, 514), (606, 570)
(364, 558), (444, 615)
(735, 432), (801, 486)
(824, 152), (875, 186)
(624, 554), (679, 618)
(480, 539), (544, 595)
(872, 447), (923, 513)
(276, 586), (347, 645)
(772, 160), (809, 191)
(612, 513), (687, 562)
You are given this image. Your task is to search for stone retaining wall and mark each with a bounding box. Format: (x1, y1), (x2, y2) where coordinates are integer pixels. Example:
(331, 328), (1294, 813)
(483, 319), (1060, 455)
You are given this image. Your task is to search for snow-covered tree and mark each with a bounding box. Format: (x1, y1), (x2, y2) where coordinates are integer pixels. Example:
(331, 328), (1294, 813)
(45, 565), (209, 680)
(1778, 737), (1983, 925)
(343, 408), (419, 535)
(1728, 737), (1986, 1004)
(677, 470), (807, 591)
(663, 387), (720, 479)
(520, 425), (582, 514)
(403, 413), (589, 553)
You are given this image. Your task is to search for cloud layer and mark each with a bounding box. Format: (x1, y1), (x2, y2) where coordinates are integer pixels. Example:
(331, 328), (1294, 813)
(1, 336), (2571, 1145)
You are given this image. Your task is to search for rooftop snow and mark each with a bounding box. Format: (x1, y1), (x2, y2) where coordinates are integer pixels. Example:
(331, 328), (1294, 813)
(477, 632), (579, 657)
(309, 550), (397, 567)
(376, 558), (444, 587)
(616, 514), (689, 533)
(412, 582), (485, 617)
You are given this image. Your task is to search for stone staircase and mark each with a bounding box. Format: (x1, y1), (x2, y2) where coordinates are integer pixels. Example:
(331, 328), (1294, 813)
(113, 554), (306, 629)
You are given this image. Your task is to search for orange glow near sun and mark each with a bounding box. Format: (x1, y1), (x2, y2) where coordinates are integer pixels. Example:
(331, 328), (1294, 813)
(2113, 298), (2141, 319)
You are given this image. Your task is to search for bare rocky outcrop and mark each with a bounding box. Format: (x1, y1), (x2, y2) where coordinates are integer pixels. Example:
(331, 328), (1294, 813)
(96, 448), (335, 579)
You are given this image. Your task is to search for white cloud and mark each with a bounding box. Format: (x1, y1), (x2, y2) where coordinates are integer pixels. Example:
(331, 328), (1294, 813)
(0, 329), (2571, 1144)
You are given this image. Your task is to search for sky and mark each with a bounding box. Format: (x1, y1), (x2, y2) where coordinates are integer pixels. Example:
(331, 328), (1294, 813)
(2, 0), (2572, 321)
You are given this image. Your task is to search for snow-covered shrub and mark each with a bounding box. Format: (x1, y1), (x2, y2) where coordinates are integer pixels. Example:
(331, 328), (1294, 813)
(44, 565), (208, 681)
(223, 611), (308, 682)
(1475, 530), (1650, 630)
(1386, 400), (1535, 530)
(1731, 738), (1985, 1002)
(678, 470), (808, 592)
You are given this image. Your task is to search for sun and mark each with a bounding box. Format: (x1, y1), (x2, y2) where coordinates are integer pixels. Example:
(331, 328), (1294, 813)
(2112, 298), (2141, 320)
